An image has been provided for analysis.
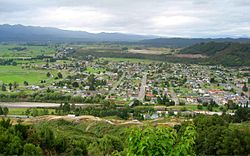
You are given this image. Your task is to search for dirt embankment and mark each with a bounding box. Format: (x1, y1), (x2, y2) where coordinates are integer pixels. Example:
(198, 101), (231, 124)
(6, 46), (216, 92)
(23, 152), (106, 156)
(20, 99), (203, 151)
(5, 115), (184, 127)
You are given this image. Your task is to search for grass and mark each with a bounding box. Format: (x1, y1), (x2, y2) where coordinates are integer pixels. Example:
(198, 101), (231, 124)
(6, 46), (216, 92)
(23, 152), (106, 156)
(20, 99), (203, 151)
(167, 104), (221, 112)
(0, 66), (50, 84)
(0, 44), (55, 58)
(86, 67), (106, 73)
(167, 104), (199, 111)
(8, 108), (27, 115)
(8, 108), (55, 115)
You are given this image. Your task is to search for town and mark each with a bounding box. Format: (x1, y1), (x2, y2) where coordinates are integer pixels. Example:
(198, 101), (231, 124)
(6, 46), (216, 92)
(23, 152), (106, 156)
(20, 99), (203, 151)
(0, 45), (249, 120)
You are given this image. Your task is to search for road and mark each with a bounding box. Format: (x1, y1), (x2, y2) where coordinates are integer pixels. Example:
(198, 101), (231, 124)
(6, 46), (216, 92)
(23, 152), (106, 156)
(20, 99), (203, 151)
(169, 85), (179, 105)
(138, 73), (147, 101)
(105, 72), (126, 99)
(0, 115), (32, 118)
(0, 102), (101, 108)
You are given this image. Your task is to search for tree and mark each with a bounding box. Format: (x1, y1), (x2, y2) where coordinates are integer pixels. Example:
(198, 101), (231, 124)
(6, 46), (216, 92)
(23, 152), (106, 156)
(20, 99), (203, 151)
(193, 115), (250, 155)
(46, 72), (51, 78)
(39, 124), (55, 149)
(88, 135), (122, 156)
(0, 118), (12, 128)
(62, 103), (71, 113)
(242, 83), (248, 92)
(23, 143), (42, 156)
(4, 136), (22, 155)
(210, 77), (216, 83)
(126, 125), (196, 156)
(197, 104), (203, 110)
(0, 106), (3, 115)
(72, 82), (79, 88)
(31, 109), (39, 117)
(13, 82), (18, 89)
(207, 104), (213, 111)
(57, 72), (63, 79)
(132, 99), (142, 107)
(25, 109), (31, 117)
(8, 83), (13, 90)
(1, 84), (6, 91)
(3, 107), (9, 116)
(234, 107), (249, 122)
(24, 81), (29, 86)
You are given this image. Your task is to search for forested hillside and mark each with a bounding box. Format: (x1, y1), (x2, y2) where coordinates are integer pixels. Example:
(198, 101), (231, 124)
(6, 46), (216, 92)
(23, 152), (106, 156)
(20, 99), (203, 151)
(180, 42), (250, 66)
(140, 38), (250, 47)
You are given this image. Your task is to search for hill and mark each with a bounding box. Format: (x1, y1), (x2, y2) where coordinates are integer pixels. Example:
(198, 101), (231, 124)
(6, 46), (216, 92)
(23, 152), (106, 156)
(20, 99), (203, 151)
(180, 42), (250, 66)
(0, 24), (155, 42)
(140, 38), (250, 47)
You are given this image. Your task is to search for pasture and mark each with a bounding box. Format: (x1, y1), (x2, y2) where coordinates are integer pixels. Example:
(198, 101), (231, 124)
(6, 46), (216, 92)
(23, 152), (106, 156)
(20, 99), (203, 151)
(0, 44), (55, 58)
(0, 66), (50, 84)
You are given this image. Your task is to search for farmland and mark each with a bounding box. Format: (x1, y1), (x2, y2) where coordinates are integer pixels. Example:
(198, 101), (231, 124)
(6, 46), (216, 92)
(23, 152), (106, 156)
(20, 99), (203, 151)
(0, 44), (56, 58)
(0, 66), (49, 84)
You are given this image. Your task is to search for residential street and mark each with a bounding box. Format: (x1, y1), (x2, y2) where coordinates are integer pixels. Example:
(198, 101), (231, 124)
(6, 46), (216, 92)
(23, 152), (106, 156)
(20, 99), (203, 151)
(138, 73), (147, 101)
(105, 72), (126, 99)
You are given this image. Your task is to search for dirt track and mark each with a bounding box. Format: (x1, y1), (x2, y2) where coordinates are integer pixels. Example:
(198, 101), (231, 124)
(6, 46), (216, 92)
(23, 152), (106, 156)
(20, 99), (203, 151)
(5, 115), (184, 127)
(8, 115), (144, 126)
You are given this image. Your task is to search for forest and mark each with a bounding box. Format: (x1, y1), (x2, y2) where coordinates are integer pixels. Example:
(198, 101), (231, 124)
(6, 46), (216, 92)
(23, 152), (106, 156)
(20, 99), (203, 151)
(180, 42), (250, 66)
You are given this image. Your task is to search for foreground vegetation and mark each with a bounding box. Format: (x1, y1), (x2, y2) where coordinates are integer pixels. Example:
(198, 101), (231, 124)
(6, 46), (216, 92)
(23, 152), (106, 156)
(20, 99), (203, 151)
(0, 114), (249, 155)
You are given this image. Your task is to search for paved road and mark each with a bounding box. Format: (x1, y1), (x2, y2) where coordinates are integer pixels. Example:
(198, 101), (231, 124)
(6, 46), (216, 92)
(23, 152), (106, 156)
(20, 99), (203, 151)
(169, 85), (179, 105)
(105, 72), (126, 99)
(0, 102), (101, 108)
(138, 73), (147, 101)
(0, 115), (32, 118)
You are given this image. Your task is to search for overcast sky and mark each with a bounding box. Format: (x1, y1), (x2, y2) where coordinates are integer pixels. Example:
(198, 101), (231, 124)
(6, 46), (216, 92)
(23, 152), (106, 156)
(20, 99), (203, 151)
(0, 0), (249, 37)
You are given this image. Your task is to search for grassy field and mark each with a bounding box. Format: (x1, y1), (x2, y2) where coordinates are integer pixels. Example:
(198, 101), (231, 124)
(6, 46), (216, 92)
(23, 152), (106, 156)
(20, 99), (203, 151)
(8, 108), (55, 115)
(167, 104), (221, 112)
(86, 67), (106, 73)
(0, 66), (50, 84)
(0, 44), (55, 57)
(167, 104), (199, 111)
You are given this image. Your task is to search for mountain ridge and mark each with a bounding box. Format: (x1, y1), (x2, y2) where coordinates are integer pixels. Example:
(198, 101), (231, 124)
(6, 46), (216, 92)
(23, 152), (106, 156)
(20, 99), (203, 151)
(1, 24), (250, 45)
(0, 24), (156, 42)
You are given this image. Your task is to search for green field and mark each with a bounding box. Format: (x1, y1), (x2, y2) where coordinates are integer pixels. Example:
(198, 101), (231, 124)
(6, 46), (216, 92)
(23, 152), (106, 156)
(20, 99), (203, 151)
(8, 108), (55, 115)
(86, 67), (106, 73)
(167, 104), (221, 112)
(0, 66), (50, 84)
(0, 44), (55, 57)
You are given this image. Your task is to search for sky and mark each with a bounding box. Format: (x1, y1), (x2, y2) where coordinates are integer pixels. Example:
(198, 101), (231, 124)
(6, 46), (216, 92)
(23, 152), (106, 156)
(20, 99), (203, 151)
(0, 0), (249, 37)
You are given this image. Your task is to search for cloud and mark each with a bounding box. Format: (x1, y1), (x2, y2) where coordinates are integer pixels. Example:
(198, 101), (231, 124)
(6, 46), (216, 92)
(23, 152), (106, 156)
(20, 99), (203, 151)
(0, 0), (249, 37)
